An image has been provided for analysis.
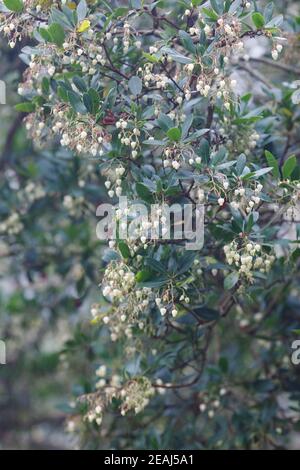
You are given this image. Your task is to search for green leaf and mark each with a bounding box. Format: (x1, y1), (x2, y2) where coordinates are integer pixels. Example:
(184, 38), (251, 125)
(82, 88), (100, 114)
(57, 86), (69, 102)
(67, 90), (86, 113)
(142, 52), (159, 63)
(41, 77), (50, 95)
(265, 14), (283, 28)
(181, 114), (193, 139)
(211, 147), (226, 165)
(137, 278), (168, 288)
(177, 252), (196, 275)
(3, 0), (23, 12)
(283, 155), (297, 179)
(179, 30), (196, 54)
(265, 150), (279, 178)
(128, 76), (142, 96)
(48, 23), (65, 47)
(144, 258), (166, 274)
(118, 241), (131, 259)
(264, 2), (274, 23)
(76, 0), (87, 22)
(202, 7), (219, 21)
(157, 113), (174, 131)
(135, 269), (152, 282)
(167, 127), (182, 142)
(73, 76), (87, 93)
(160, 47), (192, 65)
(83, 93), (93, 113)
(39, 27), (52, 42)
(183, 128), (209, 143)
(130, 0), (142, 8)
(224, 272), (239, 290)
(252, 12), (265, 29)
(246, 213), (254, 233)
(199, 138), (210, 164)
(210, 0), (223, 15)
(88, 88), (100, 114)
(242, 167), (272, 180)
(143, 139), (166, 146)
(15, 102), (35, 112)
(219, 356), (229, 374)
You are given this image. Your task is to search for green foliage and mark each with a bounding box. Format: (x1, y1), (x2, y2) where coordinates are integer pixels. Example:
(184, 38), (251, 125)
(252, 12), (265, 29)
(3, 0), (23, 12)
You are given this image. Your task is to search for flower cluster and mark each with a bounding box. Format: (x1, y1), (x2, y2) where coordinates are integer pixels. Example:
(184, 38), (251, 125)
(91, 260), (153, 342)
(0, 0), (50, 48)
(282, 181), (300, 219)
(0, 212), (23, 235)
(8, 0), (283, 164)
(199, 387), (228, 419)
(116, 118), (141, 160)
(139, 62), (169, 90)
(102, 260), (136, 302)
(63, 194), (85, 217)
(220, 125), (260, 156)
(23, 182), (45, 204)
(181, 60), (238, 109)
(230, 182), (263, 213)
(163, 144), (199, 170)
(119, 377), (154, 416)
(213, 14), (243, 52)
(155, 290), (186, 319)
(235, 304), (264, 329)
(60, 35), (107, 73)
(271, 43), (283, 61)
(24, 100), (109, 157)
(80, 375), (154, 425)
(103, 165), (126, 198)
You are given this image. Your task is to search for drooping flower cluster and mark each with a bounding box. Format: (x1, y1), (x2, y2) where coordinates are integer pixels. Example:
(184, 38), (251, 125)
(103, 165), (126, 198)
(230, 182), (263, 213)
(23, 93), (109, 156)
(119, 377), (155, 416)
(0, 212), (23, 235)
(79, 374), (154, 426)
(23, 182), (46, 204)
(91, 260), (153, 341)
(116, 118), (141, 161)
(199, 387), (228, 419)
(139, 62), (170, 90)
(162, 143), (199, 170)
(102, 260), (136, 302)
(0, 0), (50, 48)
(219, 125), (260, 156)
